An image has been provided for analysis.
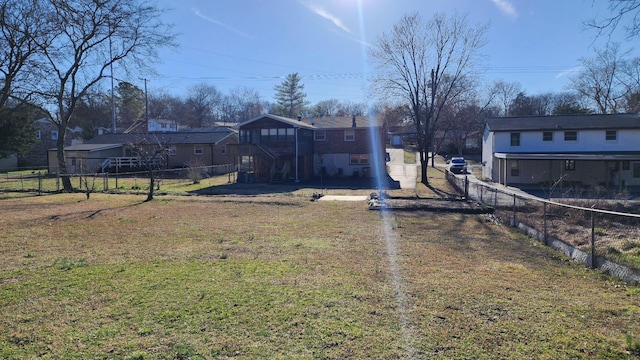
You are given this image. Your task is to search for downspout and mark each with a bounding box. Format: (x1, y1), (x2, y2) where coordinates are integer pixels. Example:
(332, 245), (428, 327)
(295, 127), (299, 182)
(214, 144), (215, 167)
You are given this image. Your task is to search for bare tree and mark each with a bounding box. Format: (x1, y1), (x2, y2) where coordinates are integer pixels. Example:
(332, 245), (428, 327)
(221, 87), (264, 123)
(126, 134), (167, 202)
(0, 0), (46, 108)
(568, 43), (628, 114)
(336, 101), (367, 116)
(148, 91), (187, 125)
(5, 0), (175, 192)
(370, 12), (488, 184)
(186, 83), (221, 128)
(585, 0), (640, 39)
(489, 80), (522, 116)
(311, 99), (340, 117)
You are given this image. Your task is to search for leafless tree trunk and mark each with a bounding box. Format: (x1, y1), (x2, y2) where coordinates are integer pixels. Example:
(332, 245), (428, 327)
(1, 0), (176, 192)
(370, 12), (488, 184)
(568, 43), (629, 114)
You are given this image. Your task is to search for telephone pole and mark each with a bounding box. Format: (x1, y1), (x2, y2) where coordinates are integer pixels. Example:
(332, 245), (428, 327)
(140, 78), (149, 128)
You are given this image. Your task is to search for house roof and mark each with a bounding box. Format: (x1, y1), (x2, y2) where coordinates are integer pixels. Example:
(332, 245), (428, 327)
(302, 116), (382, 129)
(238, 114), (316, 130)
(494, 151), (640, 160)
(485, 113), (640, 132)
(56, 143), (122, 152)
(86, 128), (236, 146)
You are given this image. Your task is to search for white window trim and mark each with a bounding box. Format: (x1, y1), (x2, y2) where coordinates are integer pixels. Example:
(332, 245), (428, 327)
(194, 144), (203, 155)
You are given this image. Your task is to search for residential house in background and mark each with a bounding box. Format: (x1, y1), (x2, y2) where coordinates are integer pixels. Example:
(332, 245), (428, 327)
(48, 127), (237, 174)
(147, 118), (179, 132)
(230, 114), (315, 182)
(482, 114), (640, 191)
(21, 118), (83, 168)
(307, 115), (386, 179)
(229, 114), (386, 183)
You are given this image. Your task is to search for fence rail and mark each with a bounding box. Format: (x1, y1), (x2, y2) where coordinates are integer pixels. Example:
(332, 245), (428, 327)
(0, 164), (235, 194)
(446, 171), (640, 284)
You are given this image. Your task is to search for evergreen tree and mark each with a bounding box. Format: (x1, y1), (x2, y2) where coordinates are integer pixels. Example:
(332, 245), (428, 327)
(273, 73), (308, 118)
(0, 105), (37, 158)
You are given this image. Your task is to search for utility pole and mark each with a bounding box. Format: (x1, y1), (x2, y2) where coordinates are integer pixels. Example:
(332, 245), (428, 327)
(109, 22), (116, 133)
(140, 78), (149, 129)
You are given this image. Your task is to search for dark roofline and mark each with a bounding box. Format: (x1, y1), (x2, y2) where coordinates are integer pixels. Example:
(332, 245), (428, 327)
(485, 113), (640, 132)
(238, 114), (316, 130)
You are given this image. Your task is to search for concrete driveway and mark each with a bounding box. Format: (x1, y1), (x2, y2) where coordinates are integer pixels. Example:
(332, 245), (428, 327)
(386, 148), (417, 189)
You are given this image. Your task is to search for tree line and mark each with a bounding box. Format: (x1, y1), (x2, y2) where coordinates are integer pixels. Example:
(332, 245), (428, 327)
(1, 0), (638, 190)
(68, 73), (369, 138)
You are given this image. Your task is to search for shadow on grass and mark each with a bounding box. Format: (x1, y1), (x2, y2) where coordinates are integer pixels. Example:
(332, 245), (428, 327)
(188, 175), (401, 196)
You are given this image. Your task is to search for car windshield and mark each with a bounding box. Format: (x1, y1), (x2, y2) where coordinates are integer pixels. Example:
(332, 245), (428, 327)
(451, 158), (465, 164)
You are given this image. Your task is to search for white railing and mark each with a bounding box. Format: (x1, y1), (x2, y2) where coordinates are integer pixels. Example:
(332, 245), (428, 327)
(101, 157), (164, 172)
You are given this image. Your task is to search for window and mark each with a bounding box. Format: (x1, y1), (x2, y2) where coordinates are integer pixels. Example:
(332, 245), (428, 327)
(314, 130), (326, 141)
(194, 145), (203, 155)
(277, 128), (286, 142)
(634, 163), (640, 178)
(161, 123), (167, 129)
(168, 145), (177, 156)
(606, 130), (617, 141)
(286, 128), (294, 142)
(240, 129), (251, 143)
(221, 145), (226, 155)
(36, 130), (41, 140)
(510, 160), (519, 176)
(565, 160), (576, 171)
(542, 131), (553, 141)
(349, 154), (369, 165)
(260, 129), (269, 143)
(51, 130), (58, 140)
(316, 154), (324, 164)
(510, 132), (520, 146)
(564, 131), (577, 141)
(269, 128), (277, 142)
(344, 129), (355, 141)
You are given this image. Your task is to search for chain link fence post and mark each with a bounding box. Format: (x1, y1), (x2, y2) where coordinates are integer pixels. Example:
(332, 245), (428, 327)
(591, 206), (596, 269)
(512, 193), (517, 226)
(543, 202), (547, 246)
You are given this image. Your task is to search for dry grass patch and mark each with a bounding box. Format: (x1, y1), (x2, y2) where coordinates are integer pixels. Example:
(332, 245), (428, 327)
(0, 193), (638, 359)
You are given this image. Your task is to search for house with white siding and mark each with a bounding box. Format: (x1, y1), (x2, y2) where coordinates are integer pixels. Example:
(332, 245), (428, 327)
(482, 114), (640, 191)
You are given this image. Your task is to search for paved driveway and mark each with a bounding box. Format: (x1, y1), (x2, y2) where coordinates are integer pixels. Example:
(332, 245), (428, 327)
(386, 148), (417, 189)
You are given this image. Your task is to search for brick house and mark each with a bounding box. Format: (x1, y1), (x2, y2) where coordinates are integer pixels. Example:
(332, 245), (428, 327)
(229, 114), (386, 183)
(308, 115), (386, 179)
(22, 118), (83, 168)
(48, 128), (237, 174)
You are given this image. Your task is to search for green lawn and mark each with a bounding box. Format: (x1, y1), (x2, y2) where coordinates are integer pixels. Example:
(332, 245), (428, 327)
(0, 187), (638, 358)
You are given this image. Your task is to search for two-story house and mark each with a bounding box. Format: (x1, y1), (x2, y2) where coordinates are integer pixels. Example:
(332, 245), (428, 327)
(307, 115), (386, 179)
(229, 114), (386, 183)
(21, 118), (83, 168)
(482, 114), (640, 191)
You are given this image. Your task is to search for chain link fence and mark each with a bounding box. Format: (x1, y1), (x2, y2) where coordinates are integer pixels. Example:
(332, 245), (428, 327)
(446, 171), (640, 284)
(0, 164), (235, 194)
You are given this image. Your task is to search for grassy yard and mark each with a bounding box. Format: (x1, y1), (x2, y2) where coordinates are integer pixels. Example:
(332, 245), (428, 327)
(0, 182), (639, 358)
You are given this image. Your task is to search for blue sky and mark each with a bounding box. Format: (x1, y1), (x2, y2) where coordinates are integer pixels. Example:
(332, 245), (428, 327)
(147, 0), (633, 105)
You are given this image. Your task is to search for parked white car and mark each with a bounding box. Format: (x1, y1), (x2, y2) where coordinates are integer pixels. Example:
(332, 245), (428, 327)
(448, 157), (467, 174)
